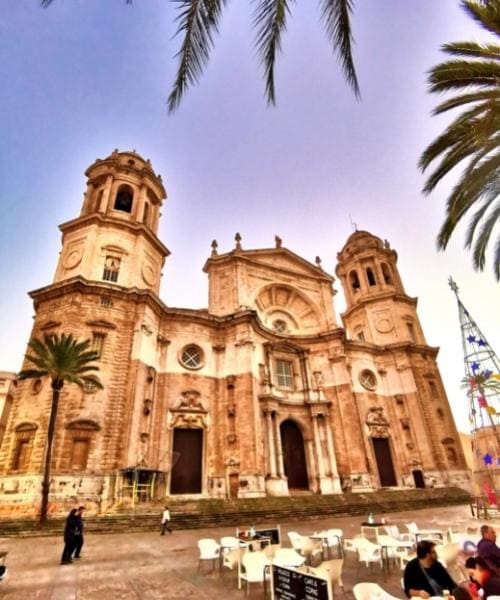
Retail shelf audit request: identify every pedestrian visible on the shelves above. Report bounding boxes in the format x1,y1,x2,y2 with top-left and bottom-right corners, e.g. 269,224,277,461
73,506,85,559
61,508,78,565
160,505,172,535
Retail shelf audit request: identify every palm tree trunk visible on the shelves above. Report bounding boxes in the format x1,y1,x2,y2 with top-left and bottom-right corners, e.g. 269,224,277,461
40,381,62,524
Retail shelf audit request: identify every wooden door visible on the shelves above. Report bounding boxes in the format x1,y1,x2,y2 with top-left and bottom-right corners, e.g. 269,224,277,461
229,474,239,499
280,420,309,490
372,437,397,487
170,429,203,494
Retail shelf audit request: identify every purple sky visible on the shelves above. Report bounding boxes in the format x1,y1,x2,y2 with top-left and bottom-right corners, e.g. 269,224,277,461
1,1,498,432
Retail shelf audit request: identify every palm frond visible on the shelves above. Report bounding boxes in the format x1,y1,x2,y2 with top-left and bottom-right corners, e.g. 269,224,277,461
442,41,500,60
253,0,293,105
465,192,498,248
419,103,495,174
18,368,48,380
428,59,500,93
494,236,500,280
461,0,500,37
167,0,227,112
433,90,499,114
471,203,500,270
318,0,359,98
437,152,500,250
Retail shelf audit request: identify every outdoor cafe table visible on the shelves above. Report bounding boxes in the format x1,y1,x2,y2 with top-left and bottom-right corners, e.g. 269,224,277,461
310,531,343,560
377,535,413,575
360,522,387,542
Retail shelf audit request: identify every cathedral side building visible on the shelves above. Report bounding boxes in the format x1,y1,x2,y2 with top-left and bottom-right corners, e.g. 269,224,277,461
0,151,470,516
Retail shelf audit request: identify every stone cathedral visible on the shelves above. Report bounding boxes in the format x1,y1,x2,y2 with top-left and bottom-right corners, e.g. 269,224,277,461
0,151,470,516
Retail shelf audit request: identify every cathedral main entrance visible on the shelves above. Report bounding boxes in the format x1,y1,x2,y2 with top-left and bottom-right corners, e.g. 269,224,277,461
170,428,203,494
280,420,309,490
372,437,397,487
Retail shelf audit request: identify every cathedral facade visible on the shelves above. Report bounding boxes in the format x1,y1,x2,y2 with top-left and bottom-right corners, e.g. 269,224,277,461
0,151,470,516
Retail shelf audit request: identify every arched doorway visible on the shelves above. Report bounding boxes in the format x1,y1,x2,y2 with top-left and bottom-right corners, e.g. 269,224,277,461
412,469,425,489
372,437,397,487
170,428,203,494
280,420,309,490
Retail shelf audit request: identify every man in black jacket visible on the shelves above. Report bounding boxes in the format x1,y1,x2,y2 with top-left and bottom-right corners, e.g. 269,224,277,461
403,540,456,598
73,506,85,559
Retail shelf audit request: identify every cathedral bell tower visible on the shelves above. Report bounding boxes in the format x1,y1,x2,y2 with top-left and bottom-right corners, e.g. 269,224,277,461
335,231,425,346
53,150,169,293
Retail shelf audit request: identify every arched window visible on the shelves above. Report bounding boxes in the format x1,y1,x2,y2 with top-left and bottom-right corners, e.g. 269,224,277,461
381,262,393,284
114,185,134,213
366,267,376,286
349,270,361,292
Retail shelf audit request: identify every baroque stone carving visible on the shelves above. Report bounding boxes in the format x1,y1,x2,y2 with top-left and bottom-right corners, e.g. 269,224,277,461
167,390,209,429
366,406,390,438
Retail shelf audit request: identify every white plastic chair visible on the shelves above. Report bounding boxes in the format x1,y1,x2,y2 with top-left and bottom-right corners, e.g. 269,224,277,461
326,528,344,557
221,547,240,581
353,582,401,600
197,538,220,572
240,551,270,596
287,531,304,551
299,537,323,565
384,525,413,543
311,559,344,594
351,537,383,569
273,548,306,568
405,522,443,543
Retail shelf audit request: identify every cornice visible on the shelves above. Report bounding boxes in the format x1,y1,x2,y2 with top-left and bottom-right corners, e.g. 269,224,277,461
59,214,170,258
340,291,418,319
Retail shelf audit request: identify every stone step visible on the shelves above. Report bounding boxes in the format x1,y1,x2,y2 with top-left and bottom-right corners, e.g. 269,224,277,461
0,486,471,538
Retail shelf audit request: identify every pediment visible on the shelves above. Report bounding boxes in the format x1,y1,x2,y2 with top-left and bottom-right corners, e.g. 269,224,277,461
242,249,333,281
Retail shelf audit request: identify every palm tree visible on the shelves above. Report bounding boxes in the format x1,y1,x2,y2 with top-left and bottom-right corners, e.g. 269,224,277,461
40,0,359,113
420,0,500,280
18,333,103,524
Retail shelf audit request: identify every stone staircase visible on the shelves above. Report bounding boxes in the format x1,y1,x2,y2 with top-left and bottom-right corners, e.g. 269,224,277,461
0,486,471,538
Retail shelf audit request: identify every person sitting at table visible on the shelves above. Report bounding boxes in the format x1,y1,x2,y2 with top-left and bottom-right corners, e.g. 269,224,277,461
465,556,500,599
403,540,456,598
477,525,500,572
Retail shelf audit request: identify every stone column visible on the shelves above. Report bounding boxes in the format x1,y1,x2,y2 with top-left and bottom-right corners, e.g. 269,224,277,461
102,174,113,213
266,411,276,477
312,416,325,479
325,421,339,478
274,414,285,478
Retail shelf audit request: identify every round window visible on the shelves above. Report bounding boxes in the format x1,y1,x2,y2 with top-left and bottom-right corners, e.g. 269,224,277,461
180,345,204,370
273,319,288,334
359,369,377,391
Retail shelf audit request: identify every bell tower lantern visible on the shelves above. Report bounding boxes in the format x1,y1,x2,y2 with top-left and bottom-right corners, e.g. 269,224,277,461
53,150,169,293
336,231,425,346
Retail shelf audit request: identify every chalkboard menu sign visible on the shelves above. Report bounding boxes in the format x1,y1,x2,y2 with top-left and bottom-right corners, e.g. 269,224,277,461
255,527,280,545
272,565,329,600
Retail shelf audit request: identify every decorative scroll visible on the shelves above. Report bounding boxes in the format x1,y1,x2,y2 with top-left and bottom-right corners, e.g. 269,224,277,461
366,406,390,438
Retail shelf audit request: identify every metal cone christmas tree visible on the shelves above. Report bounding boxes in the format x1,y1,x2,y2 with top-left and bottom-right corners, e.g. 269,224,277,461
449,277,500,505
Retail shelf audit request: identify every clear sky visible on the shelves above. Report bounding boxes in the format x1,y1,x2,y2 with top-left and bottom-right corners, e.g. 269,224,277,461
0,1,498,433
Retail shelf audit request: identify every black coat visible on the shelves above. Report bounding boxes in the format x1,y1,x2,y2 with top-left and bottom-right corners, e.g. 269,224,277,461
403,557,456,598
64,513,79,543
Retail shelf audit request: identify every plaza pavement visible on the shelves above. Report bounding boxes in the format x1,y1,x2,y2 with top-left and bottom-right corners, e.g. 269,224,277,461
0,503,489,599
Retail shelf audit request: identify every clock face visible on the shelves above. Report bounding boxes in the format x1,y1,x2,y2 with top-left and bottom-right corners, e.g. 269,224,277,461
141,263,156,286
375,317,393,333
63,248,83,269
